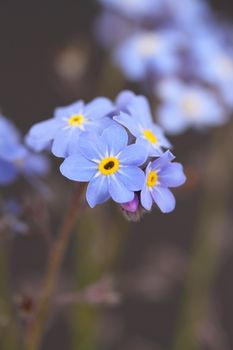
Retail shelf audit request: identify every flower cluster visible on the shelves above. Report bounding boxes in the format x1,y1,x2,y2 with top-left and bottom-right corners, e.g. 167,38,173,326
26,92,186,216
0,115,49,186
96,0,231,134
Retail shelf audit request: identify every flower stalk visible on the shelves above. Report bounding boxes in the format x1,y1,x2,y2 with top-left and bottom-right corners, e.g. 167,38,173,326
26,183,86,350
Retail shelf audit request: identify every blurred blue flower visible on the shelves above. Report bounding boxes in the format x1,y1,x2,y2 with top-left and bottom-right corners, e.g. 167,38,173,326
114,30,179,81
193,36,233,109
60,124,147,208
0,115,50,185
157,79,226,135
114,93,171,156
141,151,186,213
26,98,114,158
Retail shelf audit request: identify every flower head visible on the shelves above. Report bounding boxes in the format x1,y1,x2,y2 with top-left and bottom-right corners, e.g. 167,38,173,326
26,97,114,158
0,115,49,186
114,30,179,81
157,79,226,134
60,124,147,208
141,151,186,213
114,92,171,156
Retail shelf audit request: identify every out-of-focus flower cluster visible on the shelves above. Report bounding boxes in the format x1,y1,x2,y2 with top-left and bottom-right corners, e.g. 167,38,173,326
0,115,49,186
96,0,232,134
26,92,186,218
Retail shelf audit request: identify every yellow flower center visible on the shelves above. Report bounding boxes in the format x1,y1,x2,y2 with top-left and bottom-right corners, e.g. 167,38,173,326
143,129,157,144
68,114,86,126
147,170,158,187
98,157,120,176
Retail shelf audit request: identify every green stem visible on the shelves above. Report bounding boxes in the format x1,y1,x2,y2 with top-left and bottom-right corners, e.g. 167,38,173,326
172,124,233,350
26,184,86,350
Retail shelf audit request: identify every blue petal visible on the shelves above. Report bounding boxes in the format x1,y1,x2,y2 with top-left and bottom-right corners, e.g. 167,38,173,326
108,175,134,203
54,101,84,119
114,111,140,137
158,105,189,135
86,175,110,208
60,154,96,181
116,90,136,111
101,124,128,155
118,166,145,191
136,137,162,157
159,163,186,188
52,127,79,158
26,119,63,152
140,186,153,211
84,97,114,119
152,187,176,213
118,143,148,165
0,160,18,185
127,96,153,127
78,132,106,160
151,151,175,170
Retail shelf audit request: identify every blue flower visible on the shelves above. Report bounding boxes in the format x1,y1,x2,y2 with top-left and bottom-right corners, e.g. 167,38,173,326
0,115,27,162
60,124,147,208
0,115,50,186
141,151,186,213
114,30,179,81
114,92,171,157
26,97,114,158
157,78,226,134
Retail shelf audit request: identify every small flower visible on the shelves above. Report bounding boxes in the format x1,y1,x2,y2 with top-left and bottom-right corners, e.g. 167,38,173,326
114,93,171,157
114,30,179,81
26,97,114,158
60,124,147,208
157,78,226,134
141,151,186,213
0,115,49,186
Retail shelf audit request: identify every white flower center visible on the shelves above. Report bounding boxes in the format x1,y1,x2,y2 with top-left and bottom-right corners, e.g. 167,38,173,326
137,33,161,58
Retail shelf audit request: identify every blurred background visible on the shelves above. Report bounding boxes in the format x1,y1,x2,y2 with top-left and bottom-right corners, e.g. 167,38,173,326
0,1,233,350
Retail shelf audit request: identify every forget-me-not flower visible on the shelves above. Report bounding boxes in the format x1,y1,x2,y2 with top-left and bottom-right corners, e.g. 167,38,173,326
114,93,171,157
141,151,186,213
157,78,226,134
60,124,147,208
114,30,179,81
26,97,114,158
0,115,49,185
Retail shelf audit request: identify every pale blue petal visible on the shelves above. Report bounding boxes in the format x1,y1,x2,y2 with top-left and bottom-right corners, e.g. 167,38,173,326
152,187,176,213
86,175,110,208
117,166,145,191
78,132,106,160
101,124,128,155
116,90,136,111
159,163,186,188
52,128,77,158
0,143,27,162
84,97,114,119
118,144,148,165
140,186,153,211
114,112,140,137
108,175,134,203
26,119,63,151
136,137,162,157
127,96,153,127
151,151,175,170
60,154,96,181
54,101,84,119
23,154,50,176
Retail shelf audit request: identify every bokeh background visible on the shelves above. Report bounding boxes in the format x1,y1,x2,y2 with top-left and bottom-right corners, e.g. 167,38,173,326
0,1,233,350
